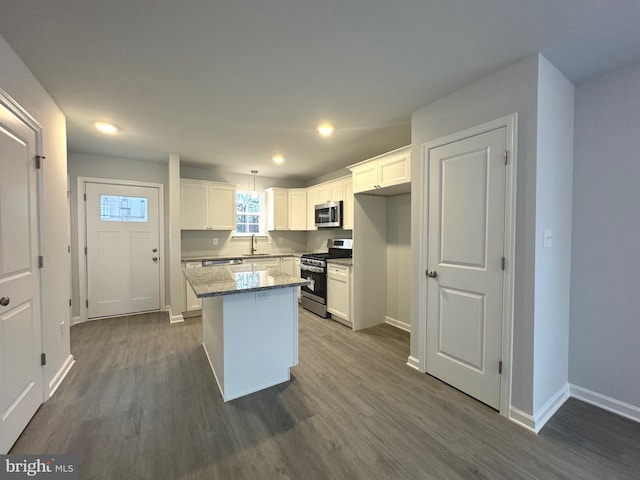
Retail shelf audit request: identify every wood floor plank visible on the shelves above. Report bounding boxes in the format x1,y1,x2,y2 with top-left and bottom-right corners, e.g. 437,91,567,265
9,309,640,479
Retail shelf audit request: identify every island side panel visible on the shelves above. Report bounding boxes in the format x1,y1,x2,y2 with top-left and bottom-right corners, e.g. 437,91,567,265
222,287,298,401
202,296,226,398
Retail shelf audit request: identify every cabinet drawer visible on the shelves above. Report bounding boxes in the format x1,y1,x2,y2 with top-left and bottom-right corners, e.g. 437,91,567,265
327,265,349,280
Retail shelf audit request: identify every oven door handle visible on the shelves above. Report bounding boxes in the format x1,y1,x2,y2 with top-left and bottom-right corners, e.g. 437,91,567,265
300,264,324,273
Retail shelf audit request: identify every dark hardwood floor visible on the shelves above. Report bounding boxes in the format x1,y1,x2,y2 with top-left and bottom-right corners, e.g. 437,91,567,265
11,309,640,479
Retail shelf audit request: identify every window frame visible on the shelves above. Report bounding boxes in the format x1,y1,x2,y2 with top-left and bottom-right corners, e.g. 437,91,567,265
234,190,266,236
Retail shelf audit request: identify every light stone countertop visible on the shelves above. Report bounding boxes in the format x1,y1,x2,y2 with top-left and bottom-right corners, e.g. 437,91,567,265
326,258,353,267
182,252,306,262
183,264,310,298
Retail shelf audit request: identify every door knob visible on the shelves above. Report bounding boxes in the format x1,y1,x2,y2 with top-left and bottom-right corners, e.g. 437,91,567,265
426,270,438,278
152,248,158,253
152,257,158,262
0,296,10,306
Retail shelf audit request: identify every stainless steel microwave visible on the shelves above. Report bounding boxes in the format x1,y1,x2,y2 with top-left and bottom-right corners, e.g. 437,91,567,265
315,201,343,228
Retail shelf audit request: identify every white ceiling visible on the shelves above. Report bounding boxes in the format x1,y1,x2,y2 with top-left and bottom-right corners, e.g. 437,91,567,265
1,0,639,180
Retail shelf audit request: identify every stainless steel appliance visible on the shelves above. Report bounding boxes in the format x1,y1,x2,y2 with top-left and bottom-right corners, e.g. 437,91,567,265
301,238,352,318
315,201,343,228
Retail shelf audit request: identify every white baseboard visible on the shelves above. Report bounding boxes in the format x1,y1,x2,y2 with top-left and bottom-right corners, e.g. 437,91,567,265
166,305,184,324
570,384,640,424
509,407,537,433
533,384,570,433
48,354,75,399
509,384,572,433
406,356,420,371
71,315,83,326
385,316,410,332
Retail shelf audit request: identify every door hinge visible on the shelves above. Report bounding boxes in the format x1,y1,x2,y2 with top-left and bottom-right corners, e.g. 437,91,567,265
501,257,506,270
86,300,89,308
504,150,508,165
69,299,72,307
498,360,503,374
38,255,44,268
84,193,87,201
41,353,47,366
84,246,87,255
35,155,45,169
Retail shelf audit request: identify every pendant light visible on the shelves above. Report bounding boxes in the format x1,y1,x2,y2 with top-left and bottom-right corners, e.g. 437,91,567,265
249,170,259,200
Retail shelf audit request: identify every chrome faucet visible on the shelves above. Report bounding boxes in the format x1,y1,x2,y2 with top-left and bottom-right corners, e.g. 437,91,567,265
251,234,258,254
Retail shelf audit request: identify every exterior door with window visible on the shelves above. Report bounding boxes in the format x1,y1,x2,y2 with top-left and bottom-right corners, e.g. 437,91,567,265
0,99,43,453
85,183,160,318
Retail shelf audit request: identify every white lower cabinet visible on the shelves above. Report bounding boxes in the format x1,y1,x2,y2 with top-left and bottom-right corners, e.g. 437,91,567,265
280,256,294,276
327,263,351,325
184,262,202,313
293,257,301,301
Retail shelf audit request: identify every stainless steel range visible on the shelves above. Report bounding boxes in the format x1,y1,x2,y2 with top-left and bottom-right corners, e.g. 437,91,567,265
300,238,353,318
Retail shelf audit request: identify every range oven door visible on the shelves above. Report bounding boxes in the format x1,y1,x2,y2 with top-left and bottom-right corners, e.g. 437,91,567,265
300,263,327,304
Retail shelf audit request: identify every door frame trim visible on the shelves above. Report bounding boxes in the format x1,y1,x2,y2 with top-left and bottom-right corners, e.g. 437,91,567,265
417,113,518,416
76,177,165,323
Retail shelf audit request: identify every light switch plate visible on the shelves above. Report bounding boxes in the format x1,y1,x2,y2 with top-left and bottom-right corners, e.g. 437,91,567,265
213,238,219,246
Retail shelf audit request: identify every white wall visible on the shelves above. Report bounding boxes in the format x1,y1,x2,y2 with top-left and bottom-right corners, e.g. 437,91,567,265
411,55,540,414
570,58,640,409
67,153,170,318
0,35,71,395
386,194,411,330
533,57,574,412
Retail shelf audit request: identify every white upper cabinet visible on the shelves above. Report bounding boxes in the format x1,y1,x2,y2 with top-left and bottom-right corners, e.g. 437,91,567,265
306,187,319,231
266,188,289,231
267,187,307,231
181,179,236,230
349,145,411,195
288,189,307,230
342,176,354,230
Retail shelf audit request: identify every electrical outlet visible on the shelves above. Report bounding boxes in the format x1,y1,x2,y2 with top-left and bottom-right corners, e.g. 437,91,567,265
60,321,65,338
213,238,219,246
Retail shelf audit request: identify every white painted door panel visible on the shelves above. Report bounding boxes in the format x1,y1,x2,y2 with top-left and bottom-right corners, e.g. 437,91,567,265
0,102,43,453
86,183,160,318
426,127,506,410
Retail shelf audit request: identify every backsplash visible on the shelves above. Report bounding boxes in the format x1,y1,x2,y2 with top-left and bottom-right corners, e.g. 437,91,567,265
181,230,307,258
181,229,353,258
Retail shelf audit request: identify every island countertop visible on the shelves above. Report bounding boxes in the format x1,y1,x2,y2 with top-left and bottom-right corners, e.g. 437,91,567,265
184,264,309,298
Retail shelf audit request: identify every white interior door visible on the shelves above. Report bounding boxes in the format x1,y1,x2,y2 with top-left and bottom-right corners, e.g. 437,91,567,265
426,127,506,410
0,101,43,453
86,183,160,319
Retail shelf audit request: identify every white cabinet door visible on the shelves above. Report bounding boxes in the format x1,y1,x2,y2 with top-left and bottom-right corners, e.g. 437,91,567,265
378,150,411,188
342,177,353,230
181,182,208,229
209,184,236,230
351,162,379,193
245,257,280,270
327,264,350,322
306,187,319,231
330,180,343,202
280,256,294,276
288,189,307,230
267,188,288,230
184,262,202,312
316,183,331,204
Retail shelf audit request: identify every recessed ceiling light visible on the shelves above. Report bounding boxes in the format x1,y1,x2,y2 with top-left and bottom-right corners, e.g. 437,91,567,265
272,155,284,165
94,122,118,134
317,123,334,137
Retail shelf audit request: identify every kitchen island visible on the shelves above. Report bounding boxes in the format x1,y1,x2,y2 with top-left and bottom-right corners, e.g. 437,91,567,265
183,264,309,401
